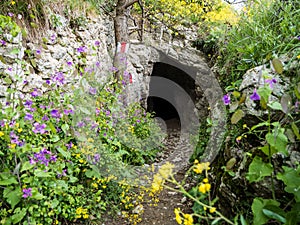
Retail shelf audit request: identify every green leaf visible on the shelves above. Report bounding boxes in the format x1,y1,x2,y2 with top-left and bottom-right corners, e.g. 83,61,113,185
263,204,286,222
11,207,26,224
280,94,292,114
20,161,34,172
285,203,300,225
291,122,300,141
240,214,248,225
277,166,300,202
258,145,277,156
271,58,283,74
212,218,222,225
51,135,60,142
266,129,288,156
34,169,52,178
246,156,273,183
48,122,57,134
10,48,20,55
31,188,44,200
231,109,245,124
61,123,69,134
56,147,71,159
267,101,282,111
0,175,18,186
4,77,12,84
295,83,300,99
226,157,236,170
51,199,60,208
4,188,22,209
30,59,36,68
257,87,272,109
286,128,295,143
252,198,280,225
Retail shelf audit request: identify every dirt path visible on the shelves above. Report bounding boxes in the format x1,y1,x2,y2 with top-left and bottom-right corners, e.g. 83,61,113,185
101,119,194,225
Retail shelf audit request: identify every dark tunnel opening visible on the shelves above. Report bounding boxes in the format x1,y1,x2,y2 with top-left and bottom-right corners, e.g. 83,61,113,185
147,96,181,129
146,62,197,131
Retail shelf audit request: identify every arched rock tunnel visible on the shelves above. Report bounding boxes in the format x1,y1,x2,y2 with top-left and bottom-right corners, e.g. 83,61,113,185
146,62,197,131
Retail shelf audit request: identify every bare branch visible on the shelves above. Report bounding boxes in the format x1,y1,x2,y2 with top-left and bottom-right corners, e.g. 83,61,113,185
124,0,139,8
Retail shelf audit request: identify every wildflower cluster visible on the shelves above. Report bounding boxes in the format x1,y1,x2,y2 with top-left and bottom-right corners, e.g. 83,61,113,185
0,17,163,224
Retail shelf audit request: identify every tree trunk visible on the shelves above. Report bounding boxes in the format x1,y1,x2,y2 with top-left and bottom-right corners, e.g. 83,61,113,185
113,0,138,81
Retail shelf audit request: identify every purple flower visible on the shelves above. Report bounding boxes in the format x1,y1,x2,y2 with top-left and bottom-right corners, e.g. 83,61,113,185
93,154,100,164
23,80,28,85
50,109,61,119
105,110,110,116
66,142,73,149
22,188,32,198
95,40,100,46
8,67,12,72
0,40,6,46
77,121,85,127
77,46,87,53
77,121,85,128
96,108,100,116
30,148,56,166
91,121,98,129
95,61,100,67
297,36,300,41
89,87,97,95
250,89,261,101
31,89,41,97
42,115,49,121
52,72,65,86
50,34,56,42
67,61,72,66
25,100,33,107
110,66,118,72
36,49,41,54
223,94,230,105
45,80,50,85
8,12,14,17
265,78,277,88
33,122,47,134
57,169,67,178
24,113,33,121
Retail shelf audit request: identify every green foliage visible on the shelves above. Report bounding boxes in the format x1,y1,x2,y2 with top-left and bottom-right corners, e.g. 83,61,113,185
222,56,300,224
0,18,161,225
217,0,300,86
0,15,21,37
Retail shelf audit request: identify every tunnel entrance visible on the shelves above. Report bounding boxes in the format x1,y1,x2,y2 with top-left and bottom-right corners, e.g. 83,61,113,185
146,62,196,131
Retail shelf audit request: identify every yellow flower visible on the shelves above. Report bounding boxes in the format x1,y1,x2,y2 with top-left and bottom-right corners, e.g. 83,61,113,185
92,183,98,189
174,208,182,224
198,183,211,194
236,136,242,142
243,124,247,129
0,131,4,137
209,207,216,213
203,178,209,183
297,55,300,59
11,1,15,5
17,128,22,133
83,214,89,219
193,162,210,174
158,162,174,179
183,213,193,225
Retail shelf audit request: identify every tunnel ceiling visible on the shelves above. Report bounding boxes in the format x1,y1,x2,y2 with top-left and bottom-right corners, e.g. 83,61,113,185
146,62,197,129
150,62,196,101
